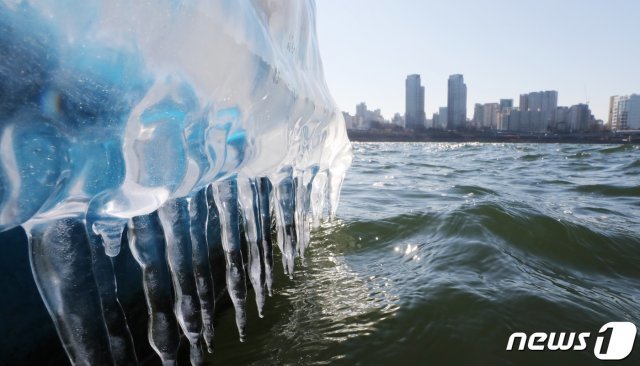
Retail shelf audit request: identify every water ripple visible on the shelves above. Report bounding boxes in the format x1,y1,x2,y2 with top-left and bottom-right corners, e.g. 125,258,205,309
209,143,640,365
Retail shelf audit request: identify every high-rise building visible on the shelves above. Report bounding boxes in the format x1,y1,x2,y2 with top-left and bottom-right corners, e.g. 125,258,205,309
555,106,570,132
569,104,592,132
608,96,619,129
609,94,640,130
629,95,640,129
483,103,500,129
432,112,439,129
518,90,558,129
497,107,513,131
405,74,426,130
447,74,467,130
473,103,499,129
439,107,448,130
496,99,514,131
473,103,484,128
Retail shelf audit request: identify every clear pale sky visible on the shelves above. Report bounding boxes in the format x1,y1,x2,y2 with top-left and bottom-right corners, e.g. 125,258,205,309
316,0,640,122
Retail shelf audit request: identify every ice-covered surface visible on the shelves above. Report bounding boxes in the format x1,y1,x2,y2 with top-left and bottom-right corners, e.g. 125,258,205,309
0,0,351,364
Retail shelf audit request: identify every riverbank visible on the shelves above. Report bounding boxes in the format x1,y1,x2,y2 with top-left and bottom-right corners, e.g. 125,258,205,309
347,129,640,144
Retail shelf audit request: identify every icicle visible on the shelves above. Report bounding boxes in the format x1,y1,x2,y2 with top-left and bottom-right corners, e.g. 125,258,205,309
271,168,297,277
257,177,274,296
327,168,346,220
310,170,328,227
237,175,266,317
296,167,319,258
204,184,231,314
187,188,216,354
205,184,223,271
327,144,353,220
91,218,126,257
210,177,247,342
25,218,114,365
272,189,284,255
271,183,286,275
294,175,306,258
87,231,138,366
157,198,203,364
127,213,180,366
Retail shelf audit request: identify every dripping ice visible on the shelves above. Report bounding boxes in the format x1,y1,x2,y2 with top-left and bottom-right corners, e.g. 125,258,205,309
0,1,352,365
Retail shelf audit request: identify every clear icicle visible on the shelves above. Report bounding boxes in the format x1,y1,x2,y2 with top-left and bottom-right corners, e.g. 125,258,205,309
205,184,230,316
257,177,274,296
327,144,353,220
187,188,216,354
294,175,306,258
127,213,180,366
205,184,223,276
25,218,114,365
157,198,204,365
271,183,286,274
87,230,138,366
90,216,127,258
210,177,247,342
237,176,266,317
272,168,297,277
272,190,284,255
327,168,346,220
310,171,328,227
297,167,319,258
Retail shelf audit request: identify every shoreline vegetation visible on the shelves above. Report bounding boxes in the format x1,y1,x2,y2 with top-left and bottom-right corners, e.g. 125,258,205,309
347,129,640,144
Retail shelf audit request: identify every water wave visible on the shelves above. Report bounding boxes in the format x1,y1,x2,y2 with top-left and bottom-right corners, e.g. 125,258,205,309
520,154,547,161
625,159,640,169
599,144,637,154
573,184,640,197
208,143,640,365
306,203,640,365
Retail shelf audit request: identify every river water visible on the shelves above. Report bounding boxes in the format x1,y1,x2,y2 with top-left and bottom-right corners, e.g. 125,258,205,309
209,142,640,365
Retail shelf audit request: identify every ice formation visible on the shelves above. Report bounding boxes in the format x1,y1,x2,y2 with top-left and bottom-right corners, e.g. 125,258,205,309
0,1,352,365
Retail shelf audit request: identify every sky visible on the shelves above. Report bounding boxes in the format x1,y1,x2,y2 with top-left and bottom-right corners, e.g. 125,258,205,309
316,0,640,122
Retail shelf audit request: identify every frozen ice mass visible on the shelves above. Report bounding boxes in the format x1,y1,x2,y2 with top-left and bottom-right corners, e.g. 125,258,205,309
0,0,352,364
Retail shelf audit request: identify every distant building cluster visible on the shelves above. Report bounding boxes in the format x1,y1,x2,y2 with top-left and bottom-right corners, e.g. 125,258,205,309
344,73,638,134
343,102,385,130
467,89,600,133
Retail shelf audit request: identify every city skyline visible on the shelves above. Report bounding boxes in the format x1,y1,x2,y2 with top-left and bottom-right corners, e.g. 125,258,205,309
346,78,609,133
316,0,640,122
